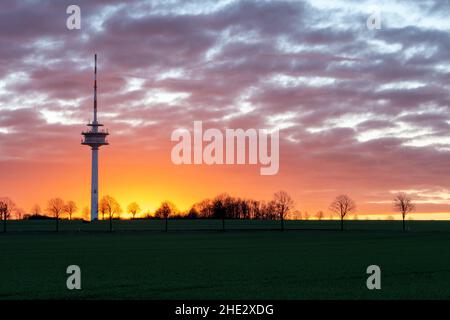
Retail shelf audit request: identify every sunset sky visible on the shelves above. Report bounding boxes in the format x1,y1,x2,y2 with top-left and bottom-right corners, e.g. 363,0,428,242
1,0,450,219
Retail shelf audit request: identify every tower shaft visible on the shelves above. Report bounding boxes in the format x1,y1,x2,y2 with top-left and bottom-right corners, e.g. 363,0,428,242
91,148,99,220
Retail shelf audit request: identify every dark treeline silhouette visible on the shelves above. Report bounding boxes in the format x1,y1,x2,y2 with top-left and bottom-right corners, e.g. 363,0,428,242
187,192,293,221
0,191,419,233
149,191,294,232
25,214,53,220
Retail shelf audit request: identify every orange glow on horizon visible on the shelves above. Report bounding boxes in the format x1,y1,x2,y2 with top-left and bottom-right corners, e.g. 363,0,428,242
4,126,450,221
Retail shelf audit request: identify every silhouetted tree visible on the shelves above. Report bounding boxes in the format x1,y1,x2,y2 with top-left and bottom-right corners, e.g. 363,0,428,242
47,198,65,232
127,202,141,219
30,204,42,216
239,199,251,219
273,191,294,231
65,200,77,220
155,201,177,232
186,207,199,219
196,199,213,218
329,195,356,231
393,193,415,231
14,207,24,220
292,209,302,220
99,201,107,220
212,194,229,231
0,198,15,232
303,211,310,220
263,200,277,220
82,206,90,221
100,195,122,232
316,211,324,220
248,200,261,219
144,210,152,219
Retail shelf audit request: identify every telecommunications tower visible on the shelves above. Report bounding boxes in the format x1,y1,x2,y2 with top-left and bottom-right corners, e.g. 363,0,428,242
81,54,109,221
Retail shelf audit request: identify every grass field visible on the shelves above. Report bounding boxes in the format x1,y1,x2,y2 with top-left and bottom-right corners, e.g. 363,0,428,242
1,220,450,299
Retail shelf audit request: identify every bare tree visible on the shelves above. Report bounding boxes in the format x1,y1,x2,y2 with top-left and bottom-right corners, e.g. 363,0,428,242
329,195,356,231
155,201,177,232
292,209,302,220
30,204,41,216
273,191,295,231
303,211,310,220
264,200,277,220
0,198,16,232
144,210,152,219
127,202,141,220
196,199,213,218
212,193,229,231
64,200,77,220
316,210,324,221
82,206,90,221
99,201,107,220
15,207,25,220
100,195,122,232
186,206,199,219
393,193,415,231
47,198,65,232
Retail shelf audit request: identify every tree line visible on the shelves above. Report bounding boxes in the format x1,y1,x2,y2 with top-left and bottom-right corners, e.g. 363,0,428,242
0,192,416,232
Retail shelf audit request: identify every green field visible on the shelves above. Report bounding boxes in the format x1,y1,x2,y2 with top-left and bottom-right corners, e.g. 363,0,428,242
1,220,450,299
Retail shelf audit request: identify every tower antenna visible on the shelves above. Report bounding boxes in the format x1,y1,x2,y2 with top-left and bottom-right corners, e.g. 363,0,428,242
94,53,98,125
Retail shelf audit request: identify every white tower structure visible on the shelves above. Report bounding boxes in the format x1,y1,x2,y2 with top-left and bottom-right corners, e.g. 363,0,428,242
82,54,109,221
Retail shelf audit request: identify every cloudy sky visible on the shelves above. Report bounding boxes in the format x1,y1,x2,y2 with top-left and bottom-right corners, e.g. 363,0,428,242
1,0,450,219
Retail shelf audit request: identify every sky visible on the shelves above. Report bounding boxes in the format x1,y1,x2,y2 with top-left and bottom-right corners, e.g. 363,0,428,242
1,0,450,219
